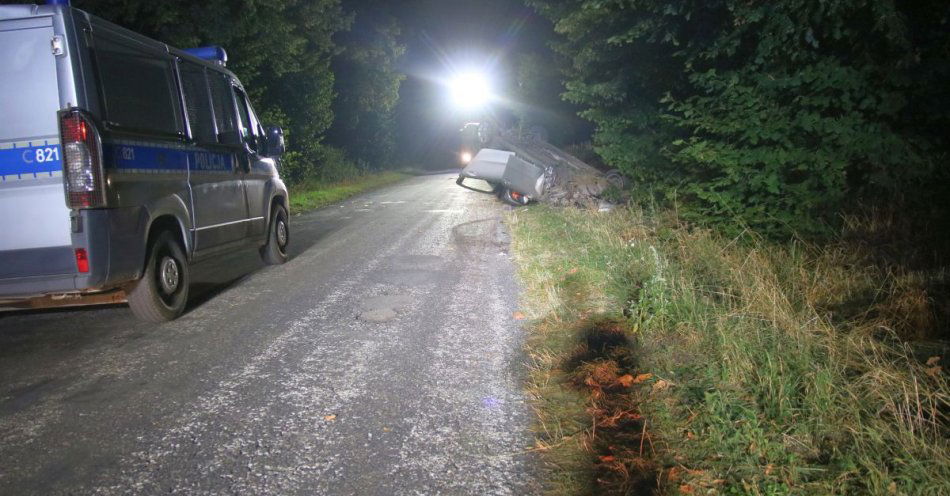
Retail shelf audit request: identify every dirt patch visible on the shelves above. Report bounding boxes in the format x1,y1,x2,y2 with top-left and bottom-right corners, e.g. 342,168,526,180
562,316,659,494
358,293,412,323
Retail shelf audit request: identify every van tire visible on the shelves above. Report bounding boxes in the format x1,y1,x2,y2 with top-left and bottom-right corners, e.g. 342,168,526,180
261,205,289,265
128,231,190,322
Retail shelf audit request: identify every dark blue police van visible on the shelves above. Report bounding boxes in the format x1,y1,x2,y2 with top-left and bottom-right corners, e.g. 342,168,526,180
0,0,290,321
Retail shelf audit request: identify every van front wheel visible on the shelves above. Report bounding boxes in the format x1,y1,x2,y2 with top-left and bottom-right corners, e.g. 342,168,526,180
261,205,289,265
128,231,190,322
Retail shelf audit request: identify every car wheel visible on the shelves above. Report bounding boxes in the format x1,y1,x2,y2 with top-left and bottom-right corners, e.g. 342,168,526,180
605,169,626,189
128,231,189,322
261,204,289,265
501,188,530,207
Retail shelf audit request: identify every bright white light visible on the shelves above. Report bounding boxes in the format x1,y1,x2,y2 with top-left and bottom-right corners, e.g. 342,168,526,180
460,151,473,164
449,72,491,109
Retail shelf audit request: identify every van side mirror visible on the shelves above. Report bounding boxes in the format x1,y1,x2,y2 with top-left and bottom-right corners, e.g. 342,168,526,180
263,126,285,158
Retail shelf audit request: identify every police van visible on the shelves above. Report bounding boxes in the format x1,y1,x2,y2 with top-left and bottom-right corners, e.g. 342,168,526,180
0,0,290,321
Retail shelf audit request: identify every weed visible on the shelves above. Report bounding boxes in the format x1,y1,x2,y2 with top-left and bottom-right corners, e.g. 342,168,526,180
509,205,950,495
289,172,407,212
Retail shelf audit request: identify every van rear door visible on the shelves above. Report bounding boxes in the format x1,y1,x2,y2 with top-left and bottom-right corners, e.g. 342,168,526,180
0,15,74,278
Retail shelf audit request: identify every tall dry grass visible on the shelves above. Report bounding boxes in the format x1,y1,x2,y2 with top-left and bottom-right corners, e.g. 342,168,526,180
509,205,950,495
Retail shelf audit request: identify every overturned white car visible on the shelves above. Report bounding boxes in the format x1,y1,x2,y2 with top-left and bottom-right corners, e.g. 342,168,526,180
455,126,625,206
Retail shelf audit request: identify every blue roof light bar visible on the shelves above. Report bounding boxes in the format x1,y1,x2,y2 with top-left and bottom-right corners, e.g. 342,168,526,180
182,46,228,66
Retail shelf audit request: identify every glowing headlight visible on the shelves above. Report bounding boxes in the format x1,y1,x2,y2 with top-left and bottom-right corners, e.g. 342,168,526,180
460,151,473,164
449,72,491,109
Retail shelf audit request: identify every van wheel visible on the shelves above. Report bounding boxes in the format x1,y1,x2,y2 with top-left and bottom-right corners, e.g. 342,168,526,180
128,231,189,322
261,205,289,265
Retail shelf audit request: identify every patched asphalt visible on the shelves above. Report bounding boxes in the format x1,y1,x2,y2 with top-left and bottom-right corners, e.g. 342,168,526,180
0,173,541,495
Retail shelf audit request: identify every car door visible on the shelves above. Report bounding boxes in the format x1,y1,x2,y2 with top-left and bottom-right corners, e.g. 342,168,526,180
231,86,271,239
181,64,249,253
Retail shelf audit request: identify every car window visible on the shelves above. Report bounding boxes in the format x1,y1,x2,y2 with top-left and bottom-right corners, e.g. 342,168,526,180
233,87,258,151
208,72,237,141
178,61,216,144
93,34,182,136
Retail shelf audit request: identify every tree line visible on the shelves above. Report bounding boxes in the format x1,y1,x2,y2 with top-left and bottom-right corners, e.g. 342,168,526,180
72,0,404,184
526,0,950,236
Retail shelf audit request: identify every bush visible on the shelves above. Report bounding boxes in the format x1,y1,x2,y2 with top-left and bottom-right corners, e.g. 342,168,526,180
280,145,364,185
528,0,950,237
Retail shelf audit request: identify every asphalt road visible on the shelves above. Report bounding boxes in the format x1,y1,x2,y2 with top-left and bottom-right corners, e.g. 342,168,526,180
0,173,541,495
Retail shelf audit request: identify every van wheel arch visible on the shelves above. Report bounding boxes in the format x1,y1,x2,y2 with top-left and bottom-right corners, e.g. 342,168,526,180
140,216,189,274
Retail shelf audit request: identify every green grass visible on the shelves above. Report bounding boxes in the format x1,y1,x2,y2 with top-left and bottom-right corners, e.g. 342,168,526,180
289,171,408,212
508,205,950,495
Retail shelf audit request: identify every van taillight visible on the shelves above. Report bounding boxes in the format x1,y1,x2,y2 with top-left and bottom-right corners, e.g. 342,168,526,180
75,248,89,273
59,110,104,208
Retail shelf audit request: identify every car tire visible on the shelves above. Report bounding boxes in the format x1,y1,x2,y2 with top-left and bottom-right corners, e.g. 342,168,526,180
605,169,626,189
501,188,530,207
128,231,189,322
261,204,289,265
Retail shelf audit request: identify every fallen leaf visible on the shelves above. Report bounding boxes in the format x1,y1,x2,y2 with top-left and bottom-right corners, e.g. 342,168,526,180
679,484,694,494
927,356,941,366
926,366,942,377
567,267,579,275
617,374,635,387
652,379,671,392
599,455,616,463
323,414,337,422
667,467,681,481
513,311,526,320
685,430,695,440
765,464,774,475
633,373,654,384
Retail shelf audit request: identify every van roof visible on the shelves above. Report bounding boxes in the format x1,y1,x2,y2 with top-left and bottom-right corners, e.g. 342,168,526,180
79,8,242,84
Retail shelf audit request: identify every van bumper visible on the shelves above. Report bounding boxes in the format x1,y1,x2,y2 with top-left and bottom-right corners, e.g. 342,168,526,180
0,207,147,300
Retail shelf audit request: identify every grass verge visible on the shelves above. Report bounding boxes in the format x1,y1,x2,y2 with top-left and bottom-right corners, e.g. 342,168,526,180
508,205,950,495
289,171,408,212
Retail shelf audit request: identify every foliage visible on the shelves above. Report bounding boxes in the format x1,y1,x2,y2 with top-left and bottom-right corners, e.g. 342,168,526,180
512,51,587,146
69,1,412,181
527,0,950,236
279,145,356,185
327,1,406,169
510,204,950,495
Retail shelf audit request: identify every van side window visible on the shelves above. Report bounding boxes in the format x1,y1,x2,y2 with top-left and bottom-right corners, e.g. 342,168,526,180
178,62,216,144
233,87,259,152
93,35,182,137
208,72,237,141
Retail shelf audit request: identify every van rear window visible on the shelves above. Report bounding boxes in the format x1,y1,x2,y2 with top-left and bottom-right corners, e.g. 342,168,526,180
94,37,182,137
0,19,60,142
